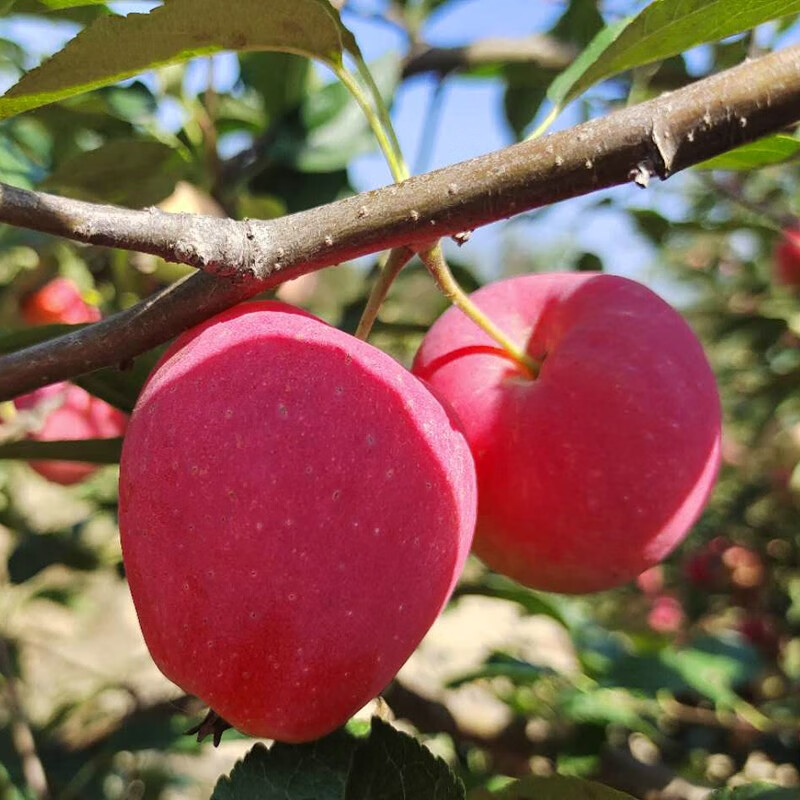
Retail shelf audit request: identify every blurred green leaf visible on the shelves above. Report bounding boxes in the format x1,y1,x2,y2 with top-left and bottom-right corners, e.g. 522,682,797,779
470,774,635,799
559,687,659,737
696,135,800,171
455,573,578,630
239,51,311,121
268,53,400,172
0,323,81,353
547,0,800,111
0,0,360,119
603,635,762,706
43,138,187,207
0,437,123,463
503,63,552,140
8,531,100,583
447,653,557,688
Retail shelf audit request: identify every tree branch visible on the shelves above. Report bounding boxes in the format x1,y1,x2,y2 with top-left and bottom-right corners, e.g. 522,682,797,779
402,35,577,78
0,45,799,400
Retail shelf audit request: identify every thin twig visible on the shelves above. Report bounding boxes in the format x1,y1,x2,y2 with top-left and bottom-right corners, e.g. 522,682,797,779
0,636,49,800
355,246,414,340
698,173,795,230
402,35,576,78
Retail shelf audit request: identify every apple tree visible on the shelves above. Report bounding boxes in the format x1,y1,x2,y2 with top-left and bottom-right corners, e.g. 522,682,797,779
0,1,799,799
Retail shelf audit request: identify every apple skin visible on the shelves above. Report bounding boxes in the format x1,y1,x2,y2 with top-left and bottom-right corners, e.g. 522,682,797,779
22,277,101,325
13,383,128,485
774,228,800,286
412,273,721,594
118,301,476,743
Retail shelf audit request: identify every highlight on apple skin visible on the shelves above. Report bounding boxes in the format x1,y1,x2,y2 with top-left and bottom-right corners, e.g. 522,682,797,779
412,272,722,595
118,301,477,743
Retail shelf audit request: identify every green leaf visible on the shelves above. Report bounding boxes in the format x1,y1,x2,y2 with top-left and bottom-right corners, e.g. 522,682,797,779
211,719,464,800
558,688,659,737
267,53,400,172
470,774,636,799
346,718,464,800
0,324,83,355
709,786,800,800
239,51,311,121
447,653,557,689
43,138,186,207
663,635,762,707
0,437,123,463
603,635,762,706
212,733,356,800
455,573,578,630
547,0,800,111
696,134,800,170
8,532,100,583
0,0,359,120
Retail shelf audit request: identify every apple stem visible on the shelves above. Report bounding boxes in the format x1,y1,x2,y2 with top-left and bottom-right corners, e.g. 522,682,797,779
355,246,415,341
418,243,540,378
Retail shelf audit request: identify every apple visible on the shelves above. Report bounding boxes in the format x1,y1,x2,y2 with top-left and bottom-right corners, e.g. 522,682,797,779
118,301,477,742
412,273,721,594
647,594,685,633
13,277,126,485
774,228,800,286
21,277,101,325
13,383,127,485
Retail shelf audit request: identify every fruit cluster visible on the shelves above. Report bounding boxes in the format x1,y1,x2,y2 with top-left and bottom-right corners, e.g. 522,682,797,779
116,271,722,741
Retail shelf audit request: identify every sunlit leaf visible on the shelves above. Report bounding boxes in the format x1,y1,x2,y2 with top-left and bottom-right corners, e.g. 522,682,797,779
0,0,359,119
547,0,800,111
696,134,800,170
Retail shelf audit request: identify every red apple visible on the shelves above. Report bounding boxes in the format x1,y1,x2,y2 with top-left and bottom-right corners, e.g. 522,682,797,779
413,273,721,594
119,301,476,742
21,277,101,325
13,383,127,485
13,278,125,485
647,594,685,633
774,228,800,286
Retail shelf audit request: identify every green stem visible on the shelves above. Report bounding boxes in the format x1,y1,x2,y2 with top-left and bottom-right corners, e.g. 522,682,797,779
332,64,408,183
355,246,414,341
526,105,559,141
352,55,409,179
418,242,539,377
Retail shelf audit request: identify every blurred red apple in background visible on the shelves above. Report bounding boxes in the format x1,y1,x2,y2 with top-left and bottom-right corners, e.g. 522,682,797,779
21,277,100,325
13,277,126,485
13,384,127,485
413,273,721,594
773,228,800,286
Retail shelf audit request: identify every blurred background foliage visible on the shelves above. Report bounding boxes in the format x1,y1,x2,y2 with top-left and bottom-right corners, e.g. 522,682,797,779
0,0,799,798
